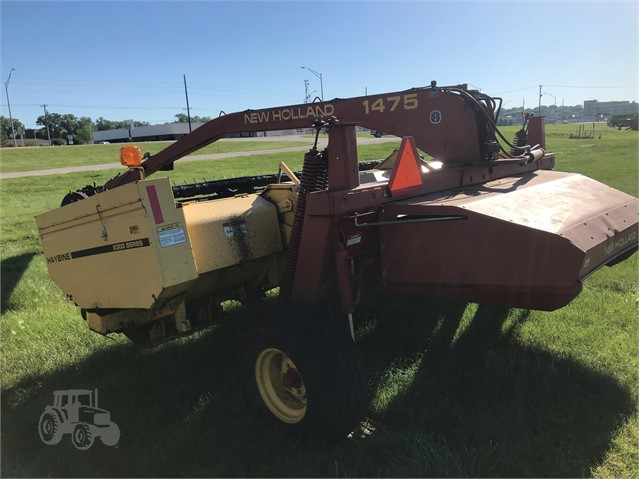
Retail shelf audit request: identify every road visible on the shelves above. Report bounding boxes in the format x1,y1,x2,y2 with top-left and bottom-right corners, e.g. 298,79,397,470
0,136,398,179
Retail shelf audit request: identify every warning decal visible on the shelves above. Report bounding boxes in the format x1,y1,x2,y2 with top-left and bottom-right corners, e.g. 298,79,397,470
157,223,187,248
223,219,248,238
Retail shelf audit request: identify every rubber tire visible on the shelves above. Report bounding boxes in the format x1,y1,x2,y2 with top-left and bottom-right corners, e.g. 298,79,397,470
240,308,368,441
72,422,95,450
38,411,63,445
100,422,121,446
374,131,383,138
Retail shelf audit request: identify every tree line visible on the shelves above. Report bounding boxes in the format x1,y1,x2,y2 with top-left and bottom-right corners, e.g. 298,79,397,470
2,106,590,146
0,113,214,147
497,104,585,126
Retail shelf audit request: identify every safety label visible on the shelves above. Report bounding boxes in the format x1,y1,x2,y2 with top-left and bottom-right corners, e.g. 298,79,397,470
157,223,187,248
346,234,362,247
223,219,248,238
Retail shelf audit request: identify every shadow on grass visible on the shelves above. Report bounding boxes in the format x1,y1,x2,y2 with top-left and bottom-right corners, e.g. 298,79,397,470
353,299,634,477
1,298,634,477
1,312,260,478
1,252,35,312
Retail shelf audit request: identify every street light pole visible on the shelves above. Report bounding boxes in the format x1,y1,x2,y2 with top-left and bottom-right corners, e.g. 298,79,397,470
183,74,192,133
301,66,323,101
4,68,17,147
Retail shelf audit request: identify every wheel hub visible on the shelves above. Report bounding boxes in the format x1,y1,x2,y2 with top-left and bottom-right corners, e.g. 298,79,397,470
255,348,307,424
281,368,302,389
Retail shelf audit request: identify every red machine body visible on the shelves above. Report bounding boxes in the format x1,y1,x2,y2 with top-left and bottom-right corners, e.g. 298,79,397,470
48,82,639,439
95,83,637,313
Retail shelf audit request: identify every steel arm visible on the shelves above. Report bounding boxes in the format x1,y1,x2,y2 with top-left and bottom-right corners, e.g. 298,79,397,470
105,84,495,189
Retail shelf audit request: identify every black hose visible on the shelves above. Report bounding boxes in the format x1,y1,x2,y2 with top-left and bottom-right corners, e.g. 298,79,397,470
446,88,533,158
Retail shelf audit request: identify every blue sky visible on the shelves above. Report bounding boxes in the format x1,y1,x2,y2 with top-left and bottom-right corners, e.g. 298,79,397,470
1,1,637,128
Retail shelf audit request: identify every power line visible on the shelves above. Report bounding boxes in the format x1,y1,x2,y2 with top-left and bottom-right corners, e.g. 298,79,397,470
494,86,538,95
14,77,182,86
494,84,635,96
1,103,183,110
545,84,636,89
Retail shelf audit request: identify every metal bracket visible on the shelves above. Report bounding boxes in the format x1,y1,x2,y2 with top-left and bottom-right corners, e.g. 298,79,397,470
354,214,467,228
96,204,108,241
278,161,300,186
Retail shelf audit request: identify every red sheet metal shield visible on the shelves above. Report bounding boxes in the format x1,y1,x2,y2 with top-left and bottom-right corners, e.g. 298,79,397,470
379,170,638,310
389,136,423,195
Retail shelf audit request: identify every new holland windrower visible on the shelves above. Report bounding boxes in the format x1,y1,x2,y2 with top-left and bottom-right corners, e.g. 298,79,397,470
36,82,638,439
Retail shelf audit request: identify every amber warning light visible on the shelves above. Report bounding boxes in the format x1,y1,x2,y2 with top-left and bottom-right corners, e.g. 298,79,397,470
120,145,143,167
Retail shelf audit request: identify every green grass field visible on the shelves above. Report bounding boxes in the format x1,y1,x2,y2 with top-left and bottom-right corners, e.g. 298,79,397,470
0,139,313,174
1,124,637,477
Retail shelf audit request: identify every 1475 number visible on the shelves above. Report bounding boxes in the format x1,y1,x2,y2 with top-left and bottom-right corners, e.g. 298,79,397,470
362,94,418,114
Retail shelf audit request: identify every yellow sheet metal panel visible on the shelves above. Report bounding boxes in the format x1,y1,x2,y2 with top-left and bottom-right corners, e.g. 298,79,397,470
260,184,297,249
137,178,198,293
35,182,141,230
36,186,164,309
182,194,282,274
35,177,198,310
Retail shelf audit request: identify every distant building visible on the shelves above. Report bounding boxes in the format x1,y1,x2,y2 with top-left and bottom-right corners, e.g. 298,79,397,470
583,100,638,117
92,122,307,143
92,122,206,144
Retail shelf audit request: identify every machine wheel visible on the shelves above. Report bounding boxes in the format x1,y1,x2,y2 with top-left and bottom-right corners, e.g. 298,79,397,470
38,411,63,445
374,131,383,138
241,309,368,440
100,423,121,446
72,422,95,450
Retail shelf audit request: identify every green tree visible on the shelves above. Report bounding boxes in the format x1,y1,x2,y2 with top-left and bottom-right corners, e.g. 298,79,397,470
35,112,97,144
174,113,212,123
95,117,119,131
95,117,149,131
74,116,94,144
36,112,64,139
0,116,25,146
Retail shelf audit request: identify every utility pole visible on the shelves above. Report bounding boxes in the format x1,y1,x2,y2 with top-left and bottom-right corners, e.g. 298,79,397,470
538,85,542,117
304,79,309,103
183,74,192,133
40,104,51,146
301,66,323,101
4,68,17,147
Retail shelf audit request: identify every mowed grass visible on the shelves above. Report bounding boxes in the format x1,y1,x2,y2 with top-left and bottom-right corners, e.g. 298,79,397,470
1,124,637,477
0,138,313,174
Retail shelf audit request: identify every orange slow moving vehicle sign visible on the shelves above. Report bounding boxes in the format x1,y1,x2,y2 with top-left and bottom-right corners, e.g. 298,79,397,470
388,136,424,195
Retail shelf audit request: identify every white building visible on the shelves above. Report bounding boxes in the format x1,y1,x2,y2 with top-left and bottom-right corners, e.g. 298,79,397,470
92,122,307,143
92,122,206,143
